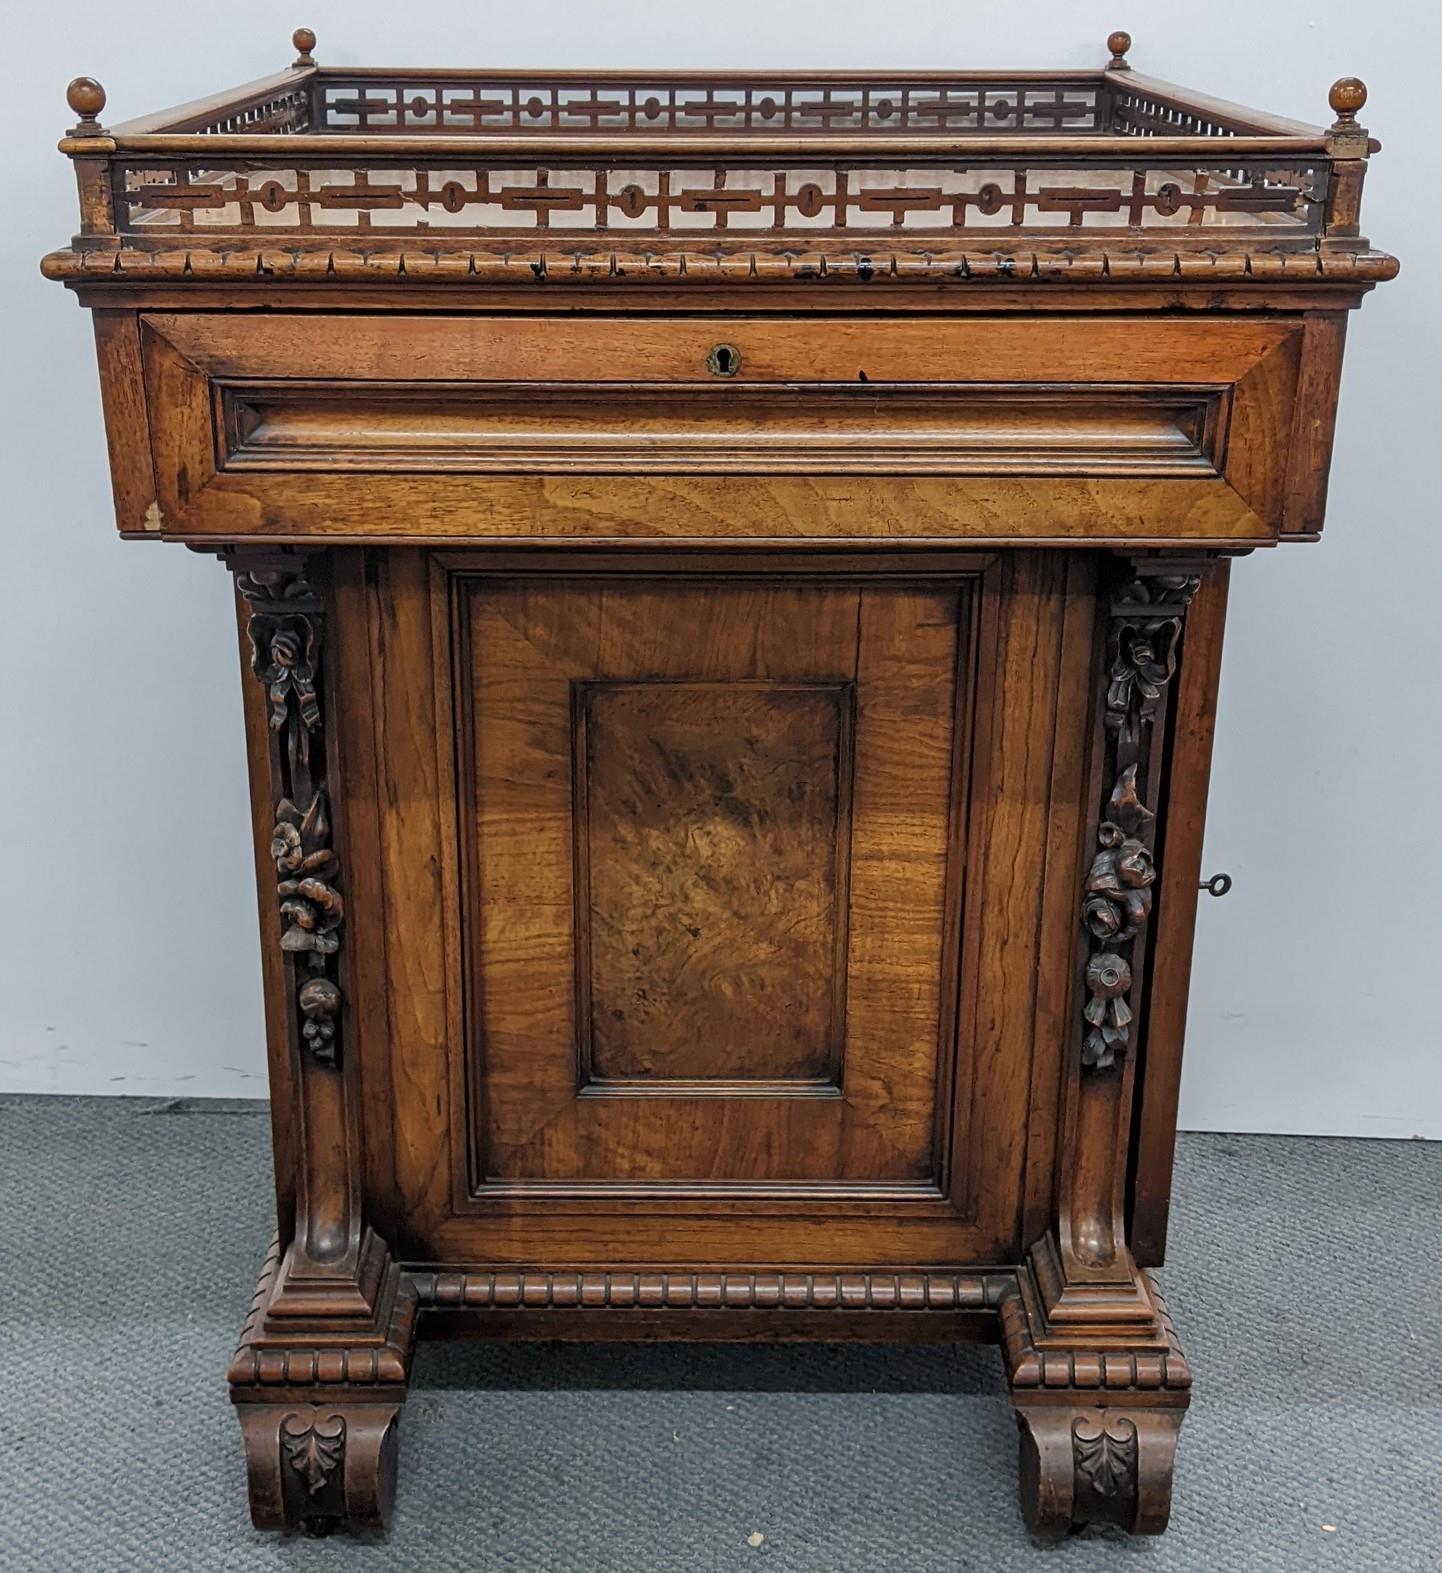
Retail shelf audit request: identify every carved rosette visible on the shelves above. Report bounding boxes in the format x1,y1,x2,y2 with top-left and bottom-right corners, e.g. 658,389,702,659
1080,568,1201,1072
235,562,344,1067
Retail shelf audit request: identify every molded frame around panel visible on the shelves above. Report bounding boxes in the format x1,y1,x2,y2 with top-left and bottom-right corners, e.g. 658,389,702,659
456,577,956,1195
214,380,1225,479
134,311,1297,547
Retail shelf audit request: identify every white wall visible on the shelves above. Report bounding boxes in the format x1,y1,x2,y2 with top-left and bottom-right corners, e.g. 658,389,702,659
2,2,1437,1134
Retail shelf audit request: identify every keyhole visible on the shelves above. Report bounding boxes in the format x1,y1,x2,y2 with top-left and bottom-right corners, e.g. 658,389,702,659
706,343,741,377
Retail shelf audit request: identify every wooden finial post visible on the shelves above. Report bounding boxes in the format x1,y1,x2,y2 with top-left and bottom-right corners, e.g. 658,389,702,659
1323,77,1371,237
65,76,107,135
1328,76,1367,131
1107,31,1133,71
292,27,317,68
1325,76,1371,165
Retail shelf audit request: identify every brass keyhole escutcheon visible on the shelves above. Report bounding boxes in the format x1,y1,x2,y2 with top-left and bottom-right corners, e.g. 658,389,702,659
706,343,742,377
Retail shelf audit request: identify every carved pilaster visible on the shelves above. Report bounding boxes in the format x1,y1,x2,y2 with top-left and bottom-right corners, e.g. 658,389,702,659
1080,566,1200,1074
1035,556,1209,1336
236,562,346,1068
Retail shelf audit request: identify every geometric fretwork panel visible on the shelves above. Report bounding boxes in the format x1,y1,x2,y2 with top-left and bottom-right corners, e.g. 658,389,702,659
118,159,1326,236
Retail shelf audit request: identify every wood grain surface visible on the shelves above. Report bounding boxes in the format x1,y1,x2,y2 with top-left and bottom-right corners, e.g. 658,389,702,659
579,679,852,1087
133,311,1296,546
462,578,961,1188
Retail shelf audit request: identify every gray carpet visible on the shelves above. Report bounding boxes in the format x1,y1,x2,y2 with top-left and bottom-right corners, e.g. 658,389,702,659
0,1097,1437,1571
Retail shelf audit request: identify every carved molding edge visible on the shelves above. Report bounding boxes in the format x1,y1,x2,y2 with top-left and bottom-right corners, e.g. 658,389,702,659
1001,1271,1192,1393
1079,565,1201,1073
228,1236,418,1389
410,1268,1015,1312
41,244,1403,288
233,559,345,1068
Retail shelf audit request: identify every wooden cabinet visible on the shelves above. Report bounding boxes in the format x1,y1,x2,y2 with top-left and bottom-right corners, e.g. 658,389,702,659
47,33,1394,1540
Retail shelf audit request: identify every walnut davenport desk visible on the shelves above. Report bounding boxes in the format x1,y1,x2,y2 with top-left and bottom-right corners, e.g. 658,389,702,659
47,31,1395,1538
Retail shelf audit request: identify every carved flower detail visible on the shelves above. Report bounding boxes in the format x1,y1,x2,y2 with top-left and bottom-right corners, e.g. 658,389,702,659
1084,822,1155,942
298,977,342,1058
1083,893,1123,940
273,794,343,954
1083,951,1133,1070
271,818,305,873
1115,839,1155,889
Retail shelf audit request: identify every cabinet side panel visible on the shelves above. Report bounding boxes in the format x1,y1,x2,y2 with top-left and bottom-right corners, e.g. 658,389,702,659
232,582,297,1241
92,309,160,536
328,549,404,1239
1128,560,1231,1266
1282,311,1349,535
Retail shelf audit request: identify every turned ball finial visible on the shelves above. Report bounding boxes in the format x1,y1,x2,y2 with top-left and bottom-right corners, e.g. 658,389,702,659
1107,30,1133,71
292,27,317,67
1328,76,1367,125
66,76,106,132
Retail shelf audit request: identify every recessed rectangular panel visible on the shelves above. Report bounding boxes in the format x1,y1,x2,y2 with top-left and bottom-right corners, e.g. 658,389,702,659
217,382,1221,477
577,679,854,1090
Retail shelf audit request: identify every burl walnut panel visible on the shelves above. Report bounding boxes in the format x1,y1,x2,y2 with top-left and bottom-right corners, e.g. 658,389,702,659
48,36,1394,1539
579,678,853,1088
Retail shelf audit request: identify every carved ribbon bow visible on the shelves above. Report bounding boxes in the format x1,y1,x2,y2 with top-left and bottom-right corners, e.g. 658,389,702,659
252,619,321,734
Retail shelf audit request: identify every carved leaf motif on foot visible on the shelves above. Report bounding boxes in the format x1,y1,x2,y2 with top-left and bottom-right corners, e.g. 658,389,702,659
1073,1415,1139,1498
280,1415,346,1496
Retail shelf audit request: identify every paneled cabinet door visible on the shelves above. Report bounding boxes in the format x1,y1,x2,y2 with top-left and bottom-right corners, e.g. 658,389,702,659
356,552,1091,1268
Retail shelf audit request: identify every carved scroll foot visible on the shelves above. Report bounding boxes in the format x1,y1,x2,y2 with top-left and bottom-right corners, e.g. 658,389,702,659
1015,1403,1183,1537
1001,1264,1191,1537
229,1235,417,1534
237,1400,402,1534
